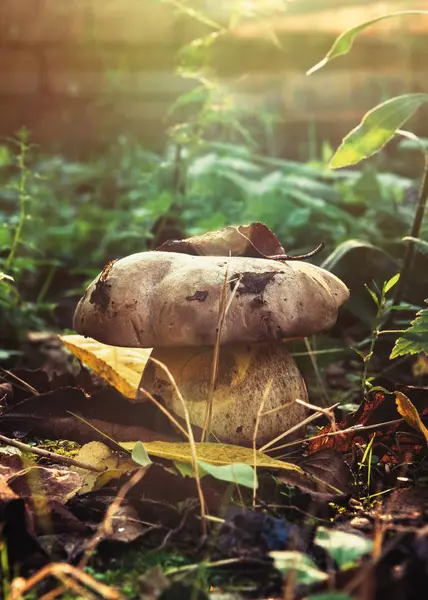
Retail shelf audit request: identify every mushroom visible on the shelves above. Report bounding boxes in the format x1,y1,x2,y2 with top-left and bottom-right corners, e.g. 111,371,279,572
73,243,349,447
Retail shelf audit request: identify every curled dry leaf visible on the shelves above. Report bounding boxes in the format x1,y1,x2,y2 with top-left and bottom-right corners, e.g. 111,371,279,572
60,335,151,399
156,222,285,258
395,391,428,443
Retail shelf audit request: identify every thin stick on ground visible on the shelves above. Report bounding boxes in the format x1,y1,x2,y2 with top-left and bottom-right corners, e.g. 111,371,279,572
148,356,207,536
0,433,105,473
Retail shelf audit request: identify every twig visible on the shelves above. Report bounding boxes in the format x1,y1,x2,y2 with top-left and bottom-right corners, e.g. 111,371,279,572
0,433,104,473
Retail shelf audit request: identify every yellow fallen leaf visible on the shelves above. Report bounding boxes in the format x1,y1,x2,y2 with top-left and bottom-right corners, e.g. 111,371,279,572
121,441,341,493
72,441,141,494
122,440,301,473
60,334,152,399
395,391,428,443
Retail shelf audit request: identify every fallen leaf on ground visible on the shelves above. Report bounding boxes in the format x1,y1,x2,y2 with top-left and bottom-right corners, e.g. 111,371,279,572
395,391,428,443
121,441,340,494
60,335,151,399
72,441,141,494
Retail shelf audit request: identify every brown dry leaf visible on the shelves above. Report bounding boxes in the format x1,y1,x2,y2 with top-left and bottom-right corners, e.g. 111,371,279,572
72,441,141,494
60,334,151,399
395,391,428,443
156,222,285,258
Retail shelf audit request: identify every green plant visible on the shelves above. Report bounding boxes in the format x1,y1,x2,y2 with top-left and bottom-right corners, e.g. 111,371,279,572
353,273,400,392
308,10,428,314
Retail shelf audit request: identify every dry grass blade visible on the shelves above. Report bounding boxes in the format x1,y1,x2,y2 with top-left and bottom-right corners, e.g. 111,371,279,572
253,379,273,507
9,563,124,600
201,257,241,442
148,356,207,535
139,384,190,440
258,403,337,453
79,468,147,568
1,367,39,395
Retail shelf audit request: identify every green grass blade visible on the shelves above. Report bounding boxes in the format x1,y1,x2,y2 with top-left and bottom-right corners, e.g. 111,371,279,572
307,11,428,75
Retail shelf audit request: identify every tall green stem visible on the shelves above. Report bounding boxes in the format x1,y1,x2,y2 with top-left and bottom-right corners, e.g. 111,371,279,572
4,132,30,273
392,157,428,307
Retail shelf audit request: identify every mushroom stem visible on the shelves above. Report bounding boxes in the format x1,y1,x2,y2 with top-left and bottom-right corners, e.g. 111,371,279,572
138,342,309,446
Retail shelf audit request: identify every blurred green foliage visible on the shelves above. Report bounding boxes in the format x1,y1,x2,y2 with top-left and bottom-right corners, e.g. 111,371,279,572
0,132,420,340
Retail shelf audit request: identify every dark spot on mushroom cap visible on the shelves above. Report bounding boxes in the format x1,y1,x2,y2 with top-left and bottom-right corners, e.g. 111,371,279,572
186,290,209,302
236,425,243,434
89,279,111,311
232,271,277,295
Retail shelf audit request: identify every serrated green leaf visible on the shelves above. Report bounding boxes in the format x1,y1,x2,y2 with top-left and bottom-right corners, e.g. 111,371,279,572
390,303,428,358
315,526,373,568
269,551,328,585
330,94,428,169
307,11,428,75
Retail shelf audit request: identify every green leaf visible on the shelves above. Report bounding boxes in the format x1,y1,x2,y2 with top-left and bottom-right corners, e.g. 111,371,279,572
330,94,428,169
197,460,257,490
132,441,152,467
269,551,328,585
383,273,400,294
390,302,428,358
315,526,373,569
364,284,379,307
307,11,428,75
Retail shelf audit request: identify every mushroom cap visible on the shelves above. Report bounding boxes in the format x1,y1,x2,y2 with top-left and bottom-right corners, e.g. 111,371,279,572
73,251,349,347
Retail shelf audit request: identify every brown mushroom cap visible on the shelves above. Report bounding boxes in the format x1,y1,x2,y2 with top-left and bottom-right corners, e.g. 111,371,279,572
73,251,349,347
